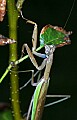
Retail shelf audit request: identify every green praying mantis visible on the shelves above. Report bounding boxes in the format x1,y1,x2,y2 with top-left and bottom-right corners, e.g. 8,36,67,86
15,0,76,119
0,0,75,120
17,10,72,120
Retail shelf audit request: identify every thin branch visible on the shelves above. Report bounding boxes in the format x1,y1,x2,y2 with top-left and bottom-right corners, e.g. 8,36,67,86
0,45,44,83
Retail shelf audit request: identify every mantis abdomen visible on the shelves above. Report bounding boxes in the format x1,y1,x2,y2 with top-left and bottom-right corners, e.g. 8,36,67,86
31,79,49,120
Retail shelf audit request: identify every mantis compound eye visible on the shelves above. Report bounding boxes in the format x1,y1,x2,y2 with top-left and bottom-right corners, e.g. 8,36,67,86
45,45,55,55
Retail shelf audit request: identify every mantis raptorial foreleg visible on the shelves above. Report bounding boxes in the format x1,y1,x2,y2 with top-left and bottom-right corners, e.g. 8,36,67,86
20,11,38,51
20,11,46,58
20,11,47,65
21,44,47,71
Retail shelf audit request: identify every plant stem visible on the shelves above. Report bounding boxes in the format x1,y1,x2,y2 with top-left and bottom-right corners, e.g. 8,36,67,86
7,0,23,120
0,45,44,83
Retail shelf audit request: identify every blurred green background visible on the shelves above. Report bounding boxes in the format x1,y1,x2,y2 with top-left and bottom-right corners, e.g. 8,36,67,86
0,0,77,120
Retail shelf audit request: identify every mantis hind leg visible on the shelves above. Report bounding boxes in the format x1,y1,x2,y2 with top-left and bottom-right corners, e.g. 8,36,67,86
11,69,41,89
19,70,42,90
23,97,33,120
10,69,34,86
45,95,71,107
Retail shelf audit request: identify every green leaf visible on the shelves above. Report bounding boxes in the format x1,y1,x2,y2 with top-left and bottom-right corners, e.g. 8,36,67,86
40,26,66,46
0,109,13,120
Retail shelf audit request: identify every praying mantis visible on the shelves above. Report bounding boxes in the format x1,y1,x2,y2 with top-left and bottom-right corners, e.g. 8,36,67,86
0,0,75,120
18,11,72,120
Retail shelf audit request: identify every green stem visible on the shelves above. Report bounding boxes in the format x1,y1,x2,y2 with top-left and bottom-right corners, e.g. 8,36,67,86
0,45,44,83
7,0,23,120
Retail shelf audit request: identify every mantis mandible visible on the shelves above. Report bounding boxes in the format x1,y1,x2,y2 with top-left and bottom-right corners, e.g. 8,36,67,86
19,12,72,120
